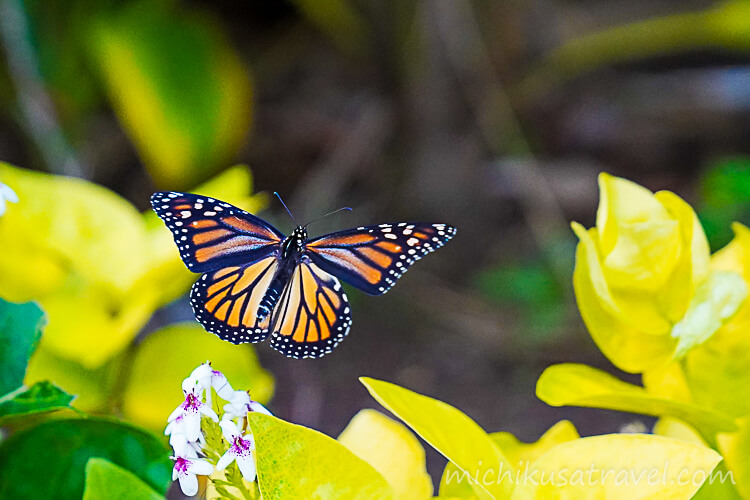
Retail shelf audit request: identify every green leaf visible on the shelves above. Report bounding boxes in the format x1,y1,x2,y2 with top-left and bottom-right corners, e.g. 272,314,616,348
536,364,737,443
0,297,46,396
87,2,253,188
246,413,396,500
121,322,274,431
0,381,74,419
83,458,164,500
338,409,433,500
361,377,515,500
0,417,171,499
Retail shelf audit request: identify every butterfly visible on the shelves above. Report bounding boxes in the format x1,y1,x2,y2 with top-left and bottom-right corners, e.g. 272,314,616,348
151,191,456,359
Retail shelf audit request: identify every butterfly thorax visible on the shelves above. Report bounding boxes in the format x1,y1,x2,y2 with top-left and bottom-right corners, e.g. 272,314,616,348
257,226,309,321
280,226,308,260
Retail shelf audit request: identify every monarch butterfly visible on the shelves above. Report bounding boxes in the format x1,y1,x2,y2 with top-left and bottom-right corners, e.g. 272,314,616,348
152,192,456,359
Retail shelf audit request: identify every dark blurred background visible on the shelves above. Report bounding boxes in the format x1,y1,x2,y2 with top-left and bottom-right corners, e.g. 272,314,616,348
3,0,750,482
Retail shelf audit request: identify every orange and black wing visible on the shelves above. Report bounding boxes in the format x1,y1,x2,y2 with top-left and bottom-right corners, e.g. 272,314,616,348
305,223,456,295
269,260,351,359
190,256,280,344
151,191,284,272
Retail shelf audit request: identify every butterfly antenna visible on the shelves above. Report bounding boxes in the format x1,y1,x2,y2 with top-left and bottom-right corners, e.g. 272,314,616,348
274,192,296,224
304,206,353,227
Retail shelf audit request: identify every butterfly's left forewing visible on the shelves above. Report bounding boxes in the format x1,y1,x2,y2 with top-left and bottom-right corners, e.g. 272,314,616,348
269,260,351,359
151,191,284,272
305,222,456,295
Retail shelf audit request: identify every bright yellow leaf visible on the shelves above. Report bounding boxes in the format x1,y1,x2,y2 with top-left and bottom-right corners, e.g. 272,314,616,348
361,377,514,500
440,420,579,499
718,417,750,499
338,409,433,500
509,434,722,500
247,413,396,500
680,223,750,419
572,223,677,372
536,364,737,442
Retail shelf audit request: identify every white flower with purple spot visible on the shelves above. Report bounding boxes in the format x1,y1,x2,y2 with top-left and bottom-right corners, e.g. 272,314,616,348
216,420,257,482
172,455,214,496
182,362,235,405
167,389,218,442
222,390,273,421
0,182,18,217
165,415,203,457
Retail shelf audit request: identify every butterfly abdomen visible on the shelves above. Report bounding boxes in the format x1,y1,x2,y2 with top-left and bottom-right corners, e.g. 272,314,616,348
257,262,293,320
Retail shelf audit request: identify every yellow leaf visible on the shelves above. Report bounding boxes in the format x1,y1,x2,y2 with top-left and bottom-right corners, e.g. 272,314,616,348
652,191,710,322
361,377,514,500
670,270,747,358
491,420,580,466
718,417,750,500
571,223,676,372
653,418,705,446
120,323,273,431
650,417,741,499
641,362,692,402
338,409,433,500
596,173,681,291
247,413,396,500
680,223,750,419
509,434,722,500
536,364,737,442
440,421,580,499
0,163,157,368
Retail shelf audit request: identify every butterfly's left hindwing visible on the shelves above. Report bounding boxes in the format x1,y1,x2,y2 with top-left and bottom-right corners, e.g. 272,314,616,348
306,222,456,295
269,260,351,359
190,257,281,344
151,191,284,272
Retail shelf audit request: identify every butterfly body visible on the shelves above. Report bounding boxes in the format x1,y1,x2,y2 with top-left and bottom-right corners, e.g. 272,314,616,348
257,226,308,319
152,191,456,359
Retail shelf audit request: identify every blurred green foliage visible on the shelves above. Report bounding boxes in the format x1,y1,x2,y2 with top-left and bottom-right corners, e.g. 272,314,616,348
475,261,567,341
699,157,750,251
0,418,172,499
10,0,252,187
88,2,252,186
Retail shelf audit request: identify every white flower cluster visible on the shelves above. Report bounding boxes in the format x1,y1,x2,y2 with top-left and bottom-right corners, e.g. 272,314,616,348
166,362,272,496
